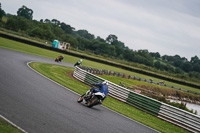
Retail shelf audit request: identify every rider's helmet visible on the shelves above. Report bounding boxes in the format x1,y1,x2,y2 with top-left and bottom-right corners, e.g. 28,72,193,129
102,80,108,86
80,59,83,62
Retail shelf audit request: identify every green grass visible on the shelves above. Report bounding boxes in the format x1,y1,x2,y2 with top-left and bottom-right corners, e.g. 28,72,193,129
29,62,188,133
0,118,22,133
0,37,199,93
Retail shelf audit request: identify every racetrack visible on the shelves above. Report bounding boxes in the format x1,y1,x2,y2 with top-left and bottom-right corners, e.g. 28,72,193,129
0,48,159,133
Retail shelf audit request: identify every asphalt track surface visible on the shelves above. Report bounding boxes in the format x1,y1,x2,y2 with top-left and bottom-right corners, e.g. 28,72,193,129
0,48,159,133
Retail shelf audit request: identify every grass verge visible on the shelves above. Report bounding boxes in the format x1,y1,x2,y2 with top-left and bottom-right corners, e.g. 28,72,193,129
29,62,189,133
0,118,23,133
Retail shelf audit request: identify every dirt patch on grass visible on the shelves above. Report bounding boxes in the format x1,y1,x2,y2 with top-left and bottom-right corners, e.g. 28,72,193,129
66,71,77,80
66,71,90,88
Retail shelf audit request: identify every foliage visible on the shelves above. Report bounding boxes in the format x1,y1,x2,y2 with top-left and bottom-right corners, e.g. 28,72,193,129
77,29,95,40
17,5,33,20
5,16,32,32
1,4,200,84
60,22,75,34
0,3,5,20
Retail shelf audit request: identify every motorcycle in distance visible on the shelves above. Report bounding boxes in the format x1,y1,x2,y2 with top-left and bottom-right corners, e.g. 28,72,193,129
55,55,64,62
55,57,60,62
77,87,105,108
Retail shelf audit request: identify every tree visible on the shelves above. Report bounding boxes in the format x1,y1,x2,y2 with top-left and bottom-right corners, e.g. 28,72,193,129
165,64,175,73
123,49,134,61
162,55,168,61
51,19,60,25
173,55,181,61
5,16,32,31
175,67,184,74
181,57,188,63
192,63,200,72
96,36,105,42
189,71,200,79
17,5,33,20
181,62,192,72
44,19,51,23
115,41,125,48
150,52,161,59
64,34,78,48
0,3,5,19
52,25,65,40
154,61,161,69
29,23,55,40
60,22,74,34
173,59,183,67
40,19,43,23
190,56,199,64
106,34,118,44
77,30,94,40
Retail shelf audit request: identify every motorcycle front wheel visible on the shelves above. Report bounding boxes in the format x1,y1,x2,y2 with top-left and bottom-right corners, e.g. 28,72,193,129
77,95,85,103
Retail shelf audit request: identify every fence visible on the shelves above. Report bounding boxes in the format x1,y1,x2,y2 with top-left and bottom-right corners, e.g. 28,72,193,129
73,66,200,133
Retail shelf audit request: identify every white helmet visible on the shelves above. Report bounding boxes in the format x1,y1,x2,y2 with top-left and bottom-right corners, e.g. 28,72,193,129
80,59,83,62
102,80,108,85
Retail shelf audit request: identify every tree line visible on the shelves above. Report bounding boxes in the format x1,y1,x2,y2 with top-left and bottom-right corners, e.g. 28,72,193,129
0,4,200,82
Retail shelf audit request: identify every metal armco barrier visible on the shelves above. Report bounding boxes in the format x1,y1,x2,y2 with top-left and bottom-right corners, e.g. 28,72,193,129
73,66,200,133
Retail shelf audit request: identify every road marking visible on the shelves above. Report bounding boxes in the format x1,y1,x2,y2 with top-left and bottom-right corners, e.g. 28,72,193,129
0,114,28,133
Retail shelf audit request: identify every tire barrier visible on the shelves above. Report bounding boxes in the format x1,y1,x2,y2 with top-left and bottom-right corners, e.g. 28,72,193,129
73,66,200,133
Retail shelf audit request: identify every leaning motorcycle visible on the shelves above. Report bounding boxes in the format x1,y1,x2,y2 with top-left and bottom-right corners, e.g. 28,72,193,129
77,92,105,108
55,57,60,62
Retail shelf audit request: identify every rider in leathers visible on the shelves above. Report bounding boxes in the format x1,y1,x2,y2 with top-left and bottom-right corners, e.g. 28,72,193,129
86,80,109,103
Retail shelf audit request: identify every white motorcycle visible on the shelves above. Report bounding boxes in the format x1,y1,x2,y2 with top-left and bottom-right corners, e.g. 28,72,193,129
77,91,105,108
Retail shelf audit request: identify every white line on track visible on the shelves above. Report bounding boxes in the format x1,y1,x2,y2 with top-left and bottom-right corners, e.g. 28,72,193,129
0,114,28,133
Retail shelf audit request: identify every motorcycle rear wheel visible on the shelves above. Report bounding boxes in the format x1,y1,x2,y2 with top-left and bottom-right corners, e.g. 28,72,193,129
87,97,99,107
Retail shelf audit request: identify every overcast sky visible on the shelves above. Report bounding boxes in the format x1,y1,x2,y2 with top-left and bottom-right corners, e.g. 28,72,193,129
1,0,200,60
